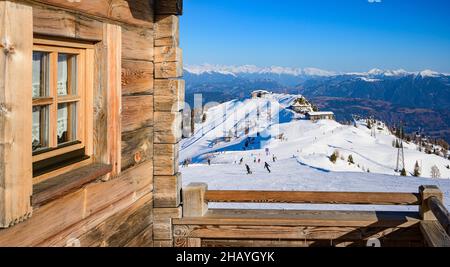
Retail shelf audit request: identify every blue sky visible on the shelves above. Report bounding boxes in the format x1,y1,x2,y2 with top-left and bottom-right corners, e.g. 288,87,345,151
180,0,450,72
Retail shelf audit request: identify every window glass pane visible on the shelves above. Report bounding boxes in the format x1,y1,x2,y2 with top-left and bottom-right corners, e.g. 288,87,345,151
32,105,49,152
32,52,49,98
57,102,77,144
57,54,77,96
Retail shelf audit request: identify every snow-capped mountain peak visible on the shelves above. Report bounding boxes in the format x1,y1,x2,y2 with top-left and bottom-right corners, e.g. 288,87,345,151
184,64,448,78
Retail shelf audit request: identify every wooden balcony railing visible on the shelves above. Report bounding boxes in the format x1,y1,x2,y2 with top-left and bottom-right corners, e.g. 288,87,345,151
177,183,450,247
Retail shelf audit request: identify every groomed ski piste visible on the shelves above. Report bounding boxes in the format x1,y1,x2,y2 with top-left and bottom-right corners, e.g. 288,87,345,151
180,93,450,211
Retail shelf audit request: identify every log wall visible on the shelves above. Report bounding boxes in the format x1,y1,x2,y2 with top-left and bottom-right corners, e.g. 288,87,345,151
0,0,184,247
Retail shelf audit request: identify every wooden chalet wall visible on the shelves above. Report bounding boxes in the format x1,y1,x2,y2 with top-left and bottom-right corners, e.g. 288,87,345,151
0,0,184,247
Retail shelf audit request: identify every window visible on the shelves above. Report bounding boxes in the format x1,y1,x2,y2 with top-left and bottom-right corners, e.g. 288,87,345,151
32,39,94,183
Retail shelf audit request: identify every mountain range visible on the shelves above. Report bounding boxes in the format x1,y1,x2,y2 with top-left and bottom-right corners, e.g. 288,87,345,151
184,64,450,142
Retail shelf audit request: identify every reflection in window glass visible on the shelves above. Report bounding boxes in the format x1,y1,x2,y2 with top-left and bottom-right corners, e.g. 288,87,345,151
57,103,77,144
32,105,49,152
32,52,49,98
58,54,77,96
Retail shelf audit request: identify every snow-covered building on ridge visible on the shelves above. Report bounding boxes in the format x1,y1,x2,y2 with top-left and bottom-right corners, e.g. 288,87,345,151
251,90,270,99
306,111,335,121
289,97,313,114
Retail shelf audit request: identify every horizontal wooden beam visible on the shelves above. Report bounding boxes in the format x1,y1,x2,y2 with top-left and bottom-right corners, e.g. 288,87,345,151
204,190,421,206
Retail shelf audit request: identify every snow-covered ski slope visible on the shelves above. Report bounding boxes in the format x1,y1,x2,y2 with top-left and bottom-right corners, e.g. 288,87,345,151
180,93,450,210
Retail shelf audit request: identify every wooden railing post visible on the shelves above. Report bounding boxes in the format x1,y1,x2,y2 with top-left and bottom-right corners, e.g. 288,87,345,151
182,183,208,217
419,185,443,221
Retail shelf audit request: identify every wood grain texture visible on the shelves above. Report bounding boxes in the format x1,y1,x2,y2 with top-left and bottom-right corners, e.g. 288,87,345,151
0,1,33,228
77,194,153,247
33,4,103,41
154,173,182,208
154,111,182,144
420,185,443,220
155,61,183,79
0,160,153,246
125,223,153,247
122,95,154,132
428,196,450,236
420,221,450,247
121,60,153,95
104,23,122,178
122,26,153,61
154,79,184,112
174,224,422,242
154,15,179,47
204,190,421,205
33,0,154,27
32,163,112,207
155,46,182,63
174,209,421,228
121,127,153,171
201,239,424,248
183,183,208,217
154,143,179,176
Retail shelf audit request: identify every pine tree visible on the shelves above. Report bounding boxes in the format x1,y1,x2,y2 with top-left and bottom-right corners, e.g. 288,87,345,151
413,161,421,177
400,168,407,176
348,155,354,165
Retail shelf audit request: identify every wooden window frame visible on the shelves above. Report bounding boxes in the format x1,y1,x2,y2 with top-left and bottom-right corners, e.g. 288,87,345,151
32,38,94,184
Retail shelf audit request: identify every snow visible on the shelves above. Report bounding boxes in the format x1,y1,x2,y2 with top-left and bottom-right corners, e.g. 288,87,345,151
185,64,446,78
180,93,450,211
307,111,334,116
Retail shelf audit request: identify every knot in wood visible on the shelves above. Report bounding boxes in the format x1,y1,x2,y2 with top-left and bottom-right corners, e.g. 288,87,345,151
1,40,15,55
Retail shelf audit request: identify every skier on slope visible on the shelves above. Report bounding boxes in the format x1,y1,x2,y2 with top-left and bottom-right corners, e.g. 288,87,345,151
239,157,244,165
264,162,271,173
245,164,252,175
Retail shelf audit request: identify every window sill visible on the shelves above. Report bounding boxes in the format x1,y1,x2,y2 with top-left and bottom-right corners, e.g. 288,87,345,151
32,163,112,207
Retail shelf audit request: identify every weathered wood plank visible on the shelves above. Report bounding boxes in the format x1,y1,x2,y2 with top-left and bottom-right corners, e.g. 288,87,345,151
121,60,154,95
183,183,208,217
121,127,153,171
84,161,153,216
173,224,422,241
155,46,182,63
154,173,182,208
0,1,33,228
201,239,423,248
153,207,182,241
78,193,153,247
428,196,450,236
122,26,153,61
154,15,179,47
154,79,184,112
125,223,153,247
419,185,443,220
33,0,154,27
32,164,112,207
33,4,103,41
205,190,421,205
420,221,450,247
154,143,179,176
103,23,122,178
38,192,153,247
122,95,154,133
0,189,85,246
155,61,183,79
174,209,421,228
154,111,182,143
